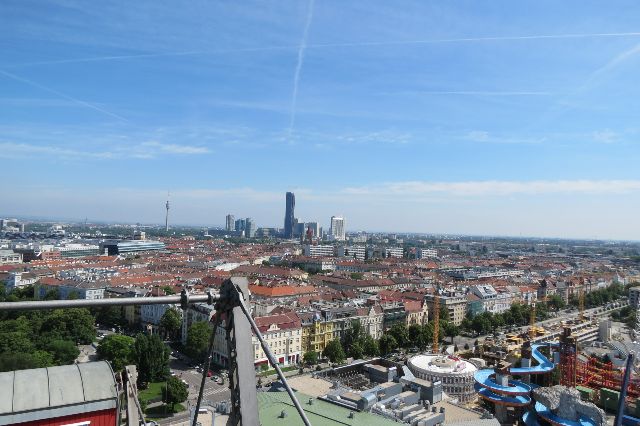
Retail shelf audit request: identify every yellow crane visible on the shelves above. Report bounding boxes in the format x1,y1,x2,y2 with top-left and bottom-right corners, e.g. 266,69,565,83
529,302,536,339
433,294,440,354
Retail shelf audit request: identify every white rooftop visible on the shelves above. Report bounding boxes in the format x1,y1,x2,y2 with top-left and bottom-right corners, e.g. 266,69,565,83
408,355,477,375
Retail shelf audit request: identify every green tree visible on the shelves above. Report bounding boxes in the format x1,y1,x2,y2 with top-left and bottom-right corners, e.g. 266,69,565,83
342,320,365,351
350,273,364,280
185,321,211,361
350,342,364,359
160,308,182,340
94,306,126,328
303,350,318,365
547,295,566,311
43,288,60,300
97,334,135,371
472,314,491,335
444,322,460,343
133,334,169,385
163,376,188,411
378,334,397,355
408,324,422,345
47,339,80,364
389,323,410,348
362,335,380,357
323,339,345,364
0,331,35,354
0,350,53,372
161,285,175,295
41,309,95,344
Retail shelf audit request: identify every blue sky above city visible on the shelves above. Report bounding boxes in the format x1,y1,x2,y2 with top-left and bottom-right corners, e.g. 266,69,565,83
1,1,640,239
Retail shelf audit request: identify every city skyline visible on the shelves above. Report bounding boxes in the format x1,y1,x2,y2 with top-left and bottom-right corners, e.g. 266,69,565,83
2,1,640,240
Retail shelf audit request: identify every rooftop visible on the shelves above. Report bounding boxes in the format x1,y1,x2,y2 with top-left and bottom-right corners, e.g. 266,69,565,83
258,391,399,426
0,362,118,424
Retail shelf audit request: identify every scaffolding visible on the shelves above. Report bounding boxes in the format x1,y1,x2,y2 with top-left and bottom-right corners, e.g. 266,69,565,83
576,355,640,399
558,327,577,388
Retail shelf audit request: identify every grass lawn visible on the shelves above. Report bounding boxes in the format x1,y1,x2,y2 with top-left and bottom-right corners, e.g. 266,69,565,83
138,382,165,404
258,365,299,376
145,403,185,418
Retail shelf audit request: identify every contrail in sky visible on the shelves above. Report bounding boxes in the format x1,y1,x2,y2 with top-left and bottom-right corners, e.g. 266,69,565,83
0,69,129,122
310,31,640,48
287,0,315,141
4,31,640,68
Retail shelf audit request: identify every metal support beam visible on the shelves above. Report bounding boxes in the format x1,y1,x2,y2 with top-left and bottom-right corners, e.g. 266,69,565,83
239,297,312,426
192,314,222,426
225,277,259,426
0,293,218,311
614,352,635,426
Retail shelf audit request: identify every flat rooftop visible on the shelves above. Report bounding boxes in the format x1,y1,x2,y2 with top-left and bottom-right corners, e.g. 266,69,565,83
258,391,399,426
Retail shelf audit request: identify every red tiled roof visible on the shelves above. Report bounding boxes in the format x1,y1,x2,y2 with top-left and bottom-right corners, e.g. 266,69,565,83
254,312,301,332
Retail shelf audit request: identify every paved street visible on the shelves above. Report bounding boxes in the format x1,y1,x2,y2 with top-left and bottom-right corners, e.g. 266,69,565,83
76,343,97,363
169,357,231,407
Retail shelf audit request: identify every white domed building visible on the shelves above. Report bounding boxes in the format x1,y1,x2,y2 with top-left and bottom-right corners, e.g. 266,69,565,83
407,355,477,402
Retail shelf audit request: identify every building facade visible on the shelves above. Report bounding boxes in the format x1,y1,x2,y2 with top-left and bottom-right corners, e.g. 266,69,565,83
35,280,105,300
245,218,256,238
226,214,235,231
425,293,467,326
303,244,335,258
253,312,302,367
329,216,346,241
300,312,334,354
0,249,22,264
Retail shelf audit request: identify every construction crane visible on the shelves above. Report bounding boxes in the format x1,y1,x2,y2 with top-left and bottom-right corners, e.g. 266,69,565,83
579,288,585,322
529,301,536,339
433,293,440,354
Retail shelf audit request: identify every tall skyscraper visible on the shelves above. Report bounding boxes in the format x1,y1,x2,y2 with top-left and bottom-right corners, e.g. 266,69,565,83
330,216,346,241
284,192,295,238
225,214,235,231
235,218,246,232
245,217,256,238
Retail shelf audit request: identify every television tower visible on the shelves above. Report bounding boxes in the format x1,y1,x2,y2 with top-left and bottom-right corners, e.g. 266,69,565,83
165,192,170,232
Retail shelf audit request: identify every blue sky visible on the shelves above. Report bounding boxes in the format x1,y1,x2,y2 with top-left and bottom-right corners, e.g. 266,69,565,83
1,1,640,240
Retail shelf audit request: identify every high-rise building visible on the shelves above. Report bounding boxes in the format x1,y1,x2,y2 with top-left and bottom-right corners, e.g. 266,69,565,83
306,222,320,238
245,218,256,238
235,218,246,232
226,214,235,231
329,216,346,241
294,222,306,238
284,192,295,239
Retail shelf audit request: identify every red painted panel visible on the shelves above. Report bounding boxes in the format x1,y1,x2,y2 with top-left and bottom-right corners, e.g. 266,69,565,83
13,408,117,426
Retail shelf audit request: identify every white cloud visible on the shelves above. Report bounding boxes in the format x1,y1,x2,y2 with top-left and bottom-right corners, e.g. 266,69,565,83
592,130,617,144
342,180,640,197
466,130,489,142
464,130,544,145
0,140,211,160
0,142,115,159
140,141,211,154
